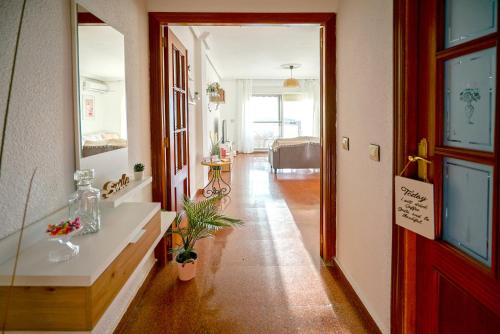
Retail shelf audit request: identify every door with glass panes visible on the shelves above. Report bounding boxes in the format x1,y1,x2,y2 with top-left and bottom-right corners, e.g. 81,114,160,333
416,0,500,332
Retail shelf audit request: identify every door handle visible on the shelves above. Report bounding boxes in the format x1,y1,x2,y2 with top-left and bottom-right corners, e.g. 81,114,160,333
399,138,432,182
408,155,432,164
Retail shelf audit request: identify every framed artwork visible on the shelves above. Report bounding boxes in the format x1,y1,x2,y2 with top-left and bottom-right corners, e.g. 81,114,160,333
83,95,95,120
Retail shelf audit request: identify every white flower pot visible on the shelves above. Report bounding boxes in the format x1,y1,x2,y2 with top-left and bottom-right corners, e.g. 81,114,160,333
177,259,197,281
134,171,144,181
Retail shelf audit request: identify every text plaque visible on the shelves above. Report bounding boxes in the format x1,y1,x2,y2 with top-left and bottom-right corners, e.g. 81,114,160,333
395,176,435,239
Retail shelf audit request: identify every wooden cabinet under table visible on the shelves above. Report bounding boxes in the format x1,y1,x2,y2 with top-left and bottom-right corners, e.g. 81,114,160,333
0,202,171,332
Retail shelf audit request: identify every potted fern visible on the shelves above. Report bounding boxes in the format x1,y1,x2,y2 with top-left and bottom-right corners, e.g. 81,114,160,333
170,196,242,281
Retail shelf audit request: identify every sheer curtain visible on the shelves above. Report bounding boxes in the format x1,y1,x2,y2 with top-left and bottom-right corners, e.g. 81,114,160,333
237,79,254,153
304,79,321,138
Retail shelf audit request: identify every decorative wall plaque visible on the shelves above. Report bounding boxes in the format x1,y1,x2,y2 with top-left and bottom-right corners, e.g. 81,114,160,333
102,174,130,199
395,176,435,240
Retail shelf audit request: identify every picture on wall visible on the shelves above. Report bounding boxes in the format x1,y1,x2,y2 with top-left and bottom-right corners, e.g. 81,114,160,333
83,95,95,120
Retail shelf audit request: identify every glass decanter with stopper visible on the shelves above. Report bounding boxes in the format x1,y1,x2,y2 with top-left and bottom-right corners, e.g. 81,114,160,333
69,169,101,234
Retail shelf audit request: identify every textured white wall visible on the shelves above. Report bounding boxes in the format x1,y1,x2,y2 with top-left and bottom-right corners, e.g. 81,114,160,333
336,0,393,333
0,0,149,239
148,0,338,12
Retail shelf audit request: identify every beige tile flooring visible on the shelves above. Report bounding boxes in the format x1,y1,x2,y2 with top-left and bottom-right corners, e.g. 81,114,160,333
118,154,376,333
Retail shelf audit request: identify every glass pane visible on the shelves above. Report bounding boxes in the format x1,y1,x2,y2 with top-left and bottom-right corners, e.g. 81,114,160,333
282,99,314,137
443,158,493,267
445,0,497,48
250,96,280,122
444,47,496,152
252,122,280,149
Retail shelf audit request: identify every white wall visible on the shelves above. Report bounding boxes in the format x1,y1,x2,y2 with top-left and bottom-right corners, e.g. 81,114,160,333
148,0,338,12
0,0,150,240
80,79,126,139
220,79,238,144
205,56,222,144
336,0,393,332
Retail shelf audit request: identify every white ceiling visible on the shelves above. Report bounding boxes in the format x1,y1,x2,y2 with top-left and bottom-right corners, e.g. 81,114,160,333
194,25,320,79
78,26,125,81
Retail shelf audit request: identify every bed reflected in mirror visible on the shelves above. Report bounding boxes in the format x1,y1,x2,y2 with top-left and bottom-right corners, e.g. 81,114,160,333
76,5,127,158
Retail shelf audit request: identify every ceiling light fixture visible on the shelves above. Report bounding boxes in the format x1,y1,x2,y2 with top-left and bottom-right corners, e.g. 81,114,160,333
281,63,303,101
281,63,301,88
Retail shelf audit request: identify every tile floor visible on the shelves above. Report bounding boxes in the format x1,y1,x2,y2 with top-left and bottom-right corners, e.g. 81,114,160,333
119,154,375,333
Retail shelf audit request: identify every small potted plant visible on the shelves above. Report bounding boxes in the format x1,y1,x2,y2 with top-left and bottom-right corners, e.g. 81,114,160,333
206,82,221,101
170,196,242,281
133,163,145,181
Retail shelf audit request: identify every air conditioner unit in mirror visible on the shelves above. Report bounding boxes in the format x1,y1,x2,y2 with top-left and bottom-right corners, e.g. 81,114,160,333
83,78,109,93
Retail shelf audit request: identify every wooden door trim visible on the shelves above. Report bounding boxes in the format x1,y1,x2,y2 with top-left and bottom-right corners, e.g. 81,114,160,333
392,0,418,332
149,12,337,261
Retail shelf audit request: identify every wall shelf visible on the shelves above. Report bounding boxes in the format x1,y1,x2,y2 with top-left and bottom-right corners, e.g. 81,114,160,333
101,176,152,208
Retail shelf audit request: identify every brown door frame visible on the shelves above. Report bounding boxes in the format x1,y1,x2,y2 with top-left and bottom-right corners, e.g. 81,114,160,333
392,0,419,332
149,12,337,262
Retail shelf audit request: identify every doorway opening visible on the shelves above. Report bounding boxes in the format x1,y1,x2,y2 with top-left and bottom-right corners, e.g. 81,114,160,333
149,13,336,264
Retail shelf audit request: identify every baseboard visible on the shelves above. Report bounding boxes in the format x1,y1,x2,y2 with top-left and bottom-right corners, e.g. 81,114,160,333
113,263,159,334
328,260,384,334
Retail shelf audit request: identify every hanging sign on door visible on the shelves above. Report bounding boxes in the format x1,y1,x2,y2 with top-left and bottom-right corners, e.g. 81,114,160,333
395,176,435,239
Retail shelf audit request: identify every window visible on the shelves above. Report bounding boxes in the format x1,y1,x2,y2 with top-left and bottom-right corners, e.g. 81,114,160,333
250,95,315,150
283,99,314,138
250,95,281,150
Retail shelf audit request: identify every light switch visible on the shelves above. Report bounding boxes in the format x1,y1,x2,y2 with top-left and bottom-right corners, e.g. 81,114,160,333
369,144,380,161
342,137,349,150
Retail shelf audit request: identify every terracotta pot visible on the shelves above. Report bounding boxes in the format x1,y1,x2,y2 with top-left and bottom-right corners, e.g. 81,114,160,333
177,259,197,281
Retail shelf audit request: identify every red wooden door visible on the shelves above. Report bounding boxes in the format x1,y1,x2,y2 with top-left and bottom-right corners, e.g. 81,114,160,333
415,1,500,332
165,27,190,211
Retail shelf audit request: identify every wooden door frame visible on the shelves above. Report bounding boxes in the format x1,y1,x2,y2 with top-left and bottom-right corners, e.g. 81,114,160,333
392,0,418,332
392,0,441,332
149,12,337,262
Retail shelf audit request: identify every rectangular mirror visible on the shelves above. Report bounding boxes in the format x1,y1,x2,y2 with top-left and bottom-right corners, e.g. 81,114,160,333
72,3,129,186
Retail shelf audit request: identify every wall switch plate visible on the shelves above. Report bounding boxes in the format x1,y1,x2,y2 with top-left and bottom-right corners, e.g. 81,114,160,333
342,137,349,150
369,144,380,161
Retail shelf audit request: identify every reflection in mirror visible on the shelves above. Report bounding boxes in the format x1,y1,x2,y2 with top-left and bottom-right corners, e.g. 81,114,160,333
76,5,127,158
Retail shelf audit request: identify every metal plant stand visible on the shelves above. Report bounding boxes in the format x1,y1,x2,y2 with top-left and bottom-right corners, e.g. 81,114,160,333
201,160,232,198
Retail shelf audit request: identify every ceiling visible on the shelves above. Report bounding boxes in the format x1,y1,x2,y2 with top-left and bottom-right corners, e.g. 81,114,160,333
195,25,321,79
78,25,125,81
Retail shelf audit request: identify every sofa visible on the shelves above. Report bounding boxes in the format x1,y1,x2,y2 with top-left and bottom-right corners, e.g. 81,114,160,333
268,137,321,173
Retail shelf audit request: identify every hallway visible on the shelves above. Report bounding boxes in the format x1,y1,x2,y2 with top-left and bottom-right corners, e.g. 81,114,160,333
119,154,376,333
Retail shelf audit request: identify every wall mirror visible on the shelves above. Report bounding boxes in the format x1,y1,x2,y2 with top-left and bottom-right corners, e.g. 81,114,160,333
72,3,129,187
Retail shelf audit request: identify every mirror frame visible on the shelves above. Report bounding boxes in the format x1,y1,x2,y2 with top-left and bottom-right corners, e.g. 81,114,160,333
70,1,129,188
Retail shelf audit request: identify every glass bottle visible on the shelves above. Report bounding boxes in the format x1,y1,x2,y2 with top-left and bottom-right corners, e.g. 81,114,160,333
69,169,101,235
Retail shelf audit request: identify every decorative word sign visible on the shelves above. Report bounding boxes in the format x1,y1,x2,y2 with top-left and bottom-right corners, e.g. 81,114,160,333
395,176,435,239
102,174,130,199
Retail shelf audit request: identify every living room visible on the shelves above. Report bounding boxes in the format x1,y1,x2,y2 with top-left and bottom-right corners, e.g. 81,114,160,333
167,24,322,193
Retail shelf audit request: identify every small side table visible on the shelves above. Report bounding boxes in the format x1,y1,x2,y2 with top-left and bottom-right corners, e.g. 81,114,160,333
201,160,232,198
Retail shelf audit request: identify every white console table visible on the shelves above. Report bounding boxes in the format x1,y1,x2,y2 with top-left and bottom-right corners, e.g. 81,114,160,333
0,202,175,333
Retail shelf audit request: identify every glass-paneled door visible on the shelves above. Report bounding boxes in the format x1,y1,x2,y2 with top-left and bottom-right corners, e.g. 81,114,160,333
416,0,500,332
